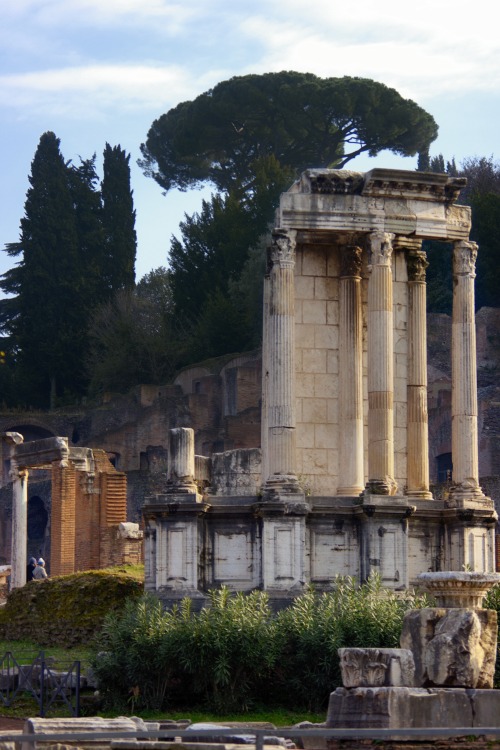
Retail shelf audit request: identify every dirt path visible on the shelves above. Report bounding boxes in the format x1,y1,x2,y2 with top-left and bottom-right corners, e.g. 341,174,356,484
0,716,26,731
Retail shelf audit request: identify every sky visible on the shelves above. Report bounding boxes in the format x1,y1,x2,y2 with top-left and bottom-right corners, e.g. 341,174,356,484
1,0,499,293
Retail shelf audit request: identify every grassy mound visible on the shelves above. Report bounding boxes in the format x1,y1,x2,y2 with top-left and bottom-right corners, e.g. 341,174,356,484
0,569,143,647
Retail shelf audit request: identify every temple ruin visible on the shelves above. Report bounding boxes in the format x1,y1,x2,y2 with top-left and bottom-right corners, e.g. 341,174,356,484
143,168,498,607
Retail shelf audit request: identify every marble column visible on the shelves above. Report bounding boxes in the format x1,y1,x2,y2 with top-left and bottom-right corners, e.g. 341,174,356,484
264,229,299,494
406,244,432,499
260,270,271,486
450,240,484,500
10,462,28,588
365,231,397,496
167,427,199,497
338,243,364,495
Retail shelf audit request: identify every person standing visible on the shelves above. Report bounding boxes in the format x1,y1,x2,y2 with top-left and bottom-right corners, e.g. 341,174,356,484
32,558,48,580
26,557,36,581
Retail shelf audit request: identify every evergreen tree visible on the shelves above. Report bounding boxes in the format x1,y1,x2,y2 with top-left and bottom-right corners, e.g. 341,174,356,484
101,143,137,291
13,132,82,406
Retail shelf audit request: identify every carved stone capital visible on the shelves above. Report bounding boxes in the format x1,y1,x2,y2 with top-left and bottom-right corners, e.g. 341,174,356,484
453,241,478,278
368,231,395,267
340,245,363,278
407,249,429,283
269,229,297,269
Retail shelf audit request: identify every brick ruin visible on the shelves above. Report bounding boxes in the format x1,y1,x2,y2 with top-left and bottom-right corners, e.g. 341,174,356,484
0,432,142,585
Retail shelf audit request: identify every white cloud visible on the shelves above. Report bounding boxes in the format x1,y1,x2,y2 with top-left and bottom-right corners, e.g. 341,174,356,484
0,64,205,118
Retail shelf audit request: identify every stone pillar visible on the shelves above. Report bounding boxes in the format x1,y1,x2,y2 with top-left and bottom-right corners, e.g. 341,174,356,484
365,231,397,496
338,243,364,495
264,229,300,495
406,244,432,499
260,271,270,486
10,463,28,589
450,240,484,501
167,427,199,499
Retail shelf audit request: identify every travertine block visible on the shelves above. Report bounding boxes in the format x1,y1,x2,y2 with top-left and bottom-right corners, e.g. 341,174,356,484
295,276,315,299
314,325,338,349
302,348,327,374
326,300,339,325
315,276,338,300
302,249,326,276
339,648,415,687
314,373,338,398
302,397,328,423
302,300,327,325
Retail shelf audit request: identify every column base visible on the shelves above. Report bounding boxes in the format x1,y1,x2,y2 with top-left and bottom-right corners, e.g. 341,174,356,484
364,477,398,497
406,489,433,500
263,474,304,501
446,482,494,510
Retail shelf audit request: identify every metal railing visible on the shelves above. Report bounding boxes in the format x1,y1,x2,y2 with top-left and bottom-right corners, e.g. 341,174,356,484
0,651,80,716
1,726,500,749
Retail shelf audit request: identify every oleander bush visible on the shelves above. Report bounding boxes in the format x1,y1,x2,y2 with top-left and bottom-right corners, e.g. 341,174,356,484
91,575,431,713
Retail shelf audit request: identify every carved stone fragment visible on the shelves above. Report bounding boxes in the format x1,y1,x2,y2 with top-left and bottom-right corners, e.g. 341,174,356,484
400,607,498,688
339,647,415,687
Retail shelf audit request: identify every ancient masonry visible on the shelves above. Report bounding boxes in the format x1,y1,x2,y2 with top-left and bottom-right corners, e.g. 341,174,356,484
143,168,498,607
0,432,142,587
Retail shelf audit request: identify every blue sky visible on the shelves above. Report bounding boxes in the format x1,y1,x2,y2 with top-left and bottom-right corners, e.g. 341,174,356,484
1,0,499,291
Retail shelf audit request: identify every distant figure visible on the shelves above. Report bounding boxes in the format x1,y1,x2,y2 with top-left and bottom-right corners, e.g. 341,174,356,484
32,558,48,580
26,557,36,582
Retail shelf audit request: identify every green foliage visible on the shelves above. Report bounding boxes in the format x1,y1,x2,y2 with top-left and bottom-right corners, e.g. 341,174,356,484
484,584,500,686
87,270,182,394
140,72,437,196
0,132,137,408
92,577,430,714
274,576,429,710
178,588,278,712
101,143,137,291
0,569,143,647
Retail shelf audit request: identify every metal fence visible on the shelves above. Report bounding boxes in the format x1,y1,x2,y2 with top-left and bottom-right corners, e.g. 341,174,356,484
0,651,80,716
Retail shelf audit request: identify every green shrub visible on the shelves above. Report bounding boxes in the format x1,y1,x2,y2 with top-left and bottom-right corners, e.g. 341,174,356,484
273,575,430,710
484,583,500,686
92,576,429,713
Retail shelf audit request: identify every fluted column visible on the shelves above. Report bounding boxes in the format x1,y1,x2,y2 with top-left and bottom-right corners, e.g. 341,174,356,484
10,462,28,588
264,229,299,493
338,243,364,495
167,427,198,496
406,244,432,499
365,231,397,496
260,271,271,486
450,240,484,499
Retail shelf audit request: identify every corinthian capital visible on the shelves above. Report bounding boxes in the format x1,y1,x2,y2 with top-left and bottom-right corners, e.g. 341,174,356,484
340,245,363,278
407,249,429,283
369,231,395,267
269,229,297,269
454,241,478,278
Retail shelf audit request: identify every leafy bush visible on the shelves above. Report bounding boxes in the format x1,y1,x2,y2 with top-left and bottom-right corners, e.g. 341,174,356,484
92,576,429,713
484,584,500,686
273,575,430,710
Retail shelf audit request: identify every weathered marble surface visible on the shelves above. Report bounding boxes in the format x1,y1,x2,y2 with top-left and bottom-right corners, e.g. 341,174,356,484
400,607,497,688
339,648,415,688
327,687,500,729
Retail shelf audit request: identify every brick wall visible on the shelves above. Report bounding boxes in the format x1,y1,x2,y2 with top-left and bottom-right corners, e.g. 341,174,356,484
50,464,76,576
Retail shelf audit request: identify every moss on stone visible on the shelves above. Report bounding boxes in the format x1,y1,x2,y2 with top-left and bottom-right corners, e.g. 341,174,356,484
0,570,143,646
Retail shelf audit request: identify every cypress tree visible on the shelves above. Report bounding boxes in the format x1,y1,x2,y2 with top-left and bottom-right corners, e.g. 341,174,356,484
101,143,137,292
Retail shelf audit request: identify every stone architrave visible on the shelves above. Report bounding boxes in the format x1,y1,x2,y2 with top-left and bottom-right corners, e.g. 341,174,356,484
264,229,300,495
450,240,484,502
400,607,498,688
365,231,397,496
405,243,432,499
10,461,28,589
338,243,364,495
339,647,415,688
